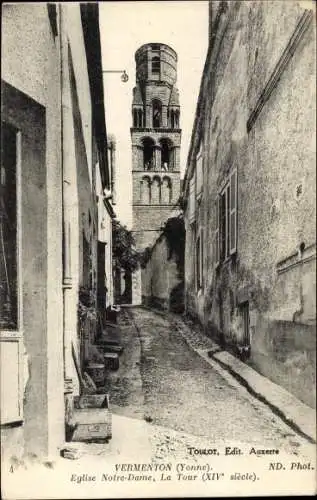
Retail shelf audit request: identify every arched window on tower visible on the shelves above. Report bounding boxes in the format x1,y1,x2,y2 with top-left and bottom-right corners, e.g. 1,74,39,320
170,110,174,128
152,100,162,128
140,176,151,204
133,109,138,128
138,109,143,127
161,177,172,204
160,138,174,171
151,176,161,204
133,108,144,128
142,137,155,170
170,108,179,128
175,109,180,128
152,56,160,75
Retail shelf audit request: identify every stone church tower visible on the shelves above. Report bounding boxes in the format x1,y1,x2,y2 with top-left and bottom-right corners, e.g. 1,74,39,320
131,43,181,254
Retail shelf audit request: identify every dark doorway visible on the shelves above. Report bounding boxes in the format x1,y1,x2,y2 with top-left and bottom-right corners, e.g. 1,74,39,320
97,241,106,317
121,270,132,304
240,301,250,345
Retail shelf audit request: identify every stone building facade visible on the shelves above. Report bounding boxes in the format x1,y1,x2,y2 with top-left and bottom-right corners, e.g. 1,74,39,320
1,3,112,464
182,1,316,408
130,43,182,304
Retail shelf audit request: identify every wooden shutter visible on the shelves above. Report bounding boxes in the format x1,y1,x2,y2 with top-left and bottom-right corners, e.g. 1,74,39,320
195,234,200,290
230,169,237,254
196,146,203,199
225,184,230,259
214,196,220,268
200,228,204,288
188,175,196,223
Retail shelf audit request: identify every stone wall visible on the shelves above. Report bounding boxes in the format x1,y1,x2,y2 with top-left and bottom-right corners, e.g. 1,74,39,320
132,205,178,250
183,0,316,407
142,233,184,313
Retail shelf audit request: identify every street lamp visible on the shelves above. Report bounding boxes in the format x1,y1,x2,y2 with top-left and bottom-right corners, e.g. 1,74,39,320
102,69,129,83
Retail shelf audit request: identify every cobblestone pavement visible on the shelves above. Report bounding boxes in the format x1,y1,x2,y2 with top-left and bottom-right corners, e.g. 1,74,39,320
103,306,314,458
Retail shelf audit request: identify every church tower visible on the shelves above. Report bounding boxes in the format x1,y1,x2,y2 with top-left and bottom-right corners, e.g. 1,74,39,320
131,43,181,253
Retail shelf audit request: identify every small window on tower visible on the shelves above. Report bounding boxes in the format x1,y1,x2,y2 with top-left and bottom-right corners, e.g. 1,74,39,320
152,100,162,128
133,109,138,128
152,57,160,74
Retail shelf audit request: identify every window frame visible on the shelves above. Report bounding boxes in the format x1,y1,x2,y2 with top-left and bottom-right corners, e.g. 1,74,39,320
0,124,24,424
229,169,237,255
152,99,162,128
195,228,204,291
196,142,203,202
214,167,237,268
151,56,160,75
188,174,196,224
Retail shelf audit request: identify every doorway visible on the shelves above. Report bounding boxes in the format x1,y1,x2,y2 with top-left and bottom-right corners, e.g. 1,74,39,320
240,301,250,345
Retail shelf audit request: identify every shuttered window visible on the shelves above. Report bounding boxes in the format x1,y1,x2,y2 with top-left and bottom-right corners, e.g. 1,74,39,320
214,196,220,268
214,168,237,267
230,169,237,254
188,175,196,223
196,234,201,290
196,144,203,200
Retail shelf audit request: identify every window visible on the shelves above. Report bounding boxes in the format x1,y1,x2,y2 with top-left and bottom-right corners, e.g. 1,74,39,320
1,122,23,424
133,109,138,128
230,170,237,254
160,138,174,171
188,175,196,224
142,137,155,170
138,109,143,127
152,100,162,128
196,229,203,290
219,184,229,261
214,169,237,267
152,56,160,74
170,110,174,128
1,123,19,330
175,109,180,128
170,109,180,129
196,142,203,200
133,109,143,128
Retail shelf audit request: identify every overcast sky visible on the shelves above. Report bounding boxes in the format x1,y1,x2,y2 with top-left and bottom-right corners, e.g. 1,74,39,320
100,1,209,228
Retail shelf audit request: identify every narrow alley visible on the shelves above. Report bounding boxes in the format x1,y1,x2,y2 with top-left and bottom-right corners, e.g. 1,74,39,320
105,307,313,456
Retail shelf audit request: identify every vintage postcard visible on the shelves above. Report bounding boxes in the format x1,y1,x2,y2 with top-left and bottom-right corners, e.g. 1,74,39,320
1,1,316,498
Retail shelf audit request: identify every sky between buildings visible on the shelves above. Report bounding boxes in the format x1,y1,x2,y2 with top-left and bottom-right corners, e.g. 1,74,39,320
100,1,209,228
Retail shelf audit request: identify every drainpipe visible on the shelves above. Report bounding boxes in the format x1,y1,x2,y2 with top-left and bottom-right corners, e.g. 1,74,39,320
109,136,116,205
60,5,73,389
